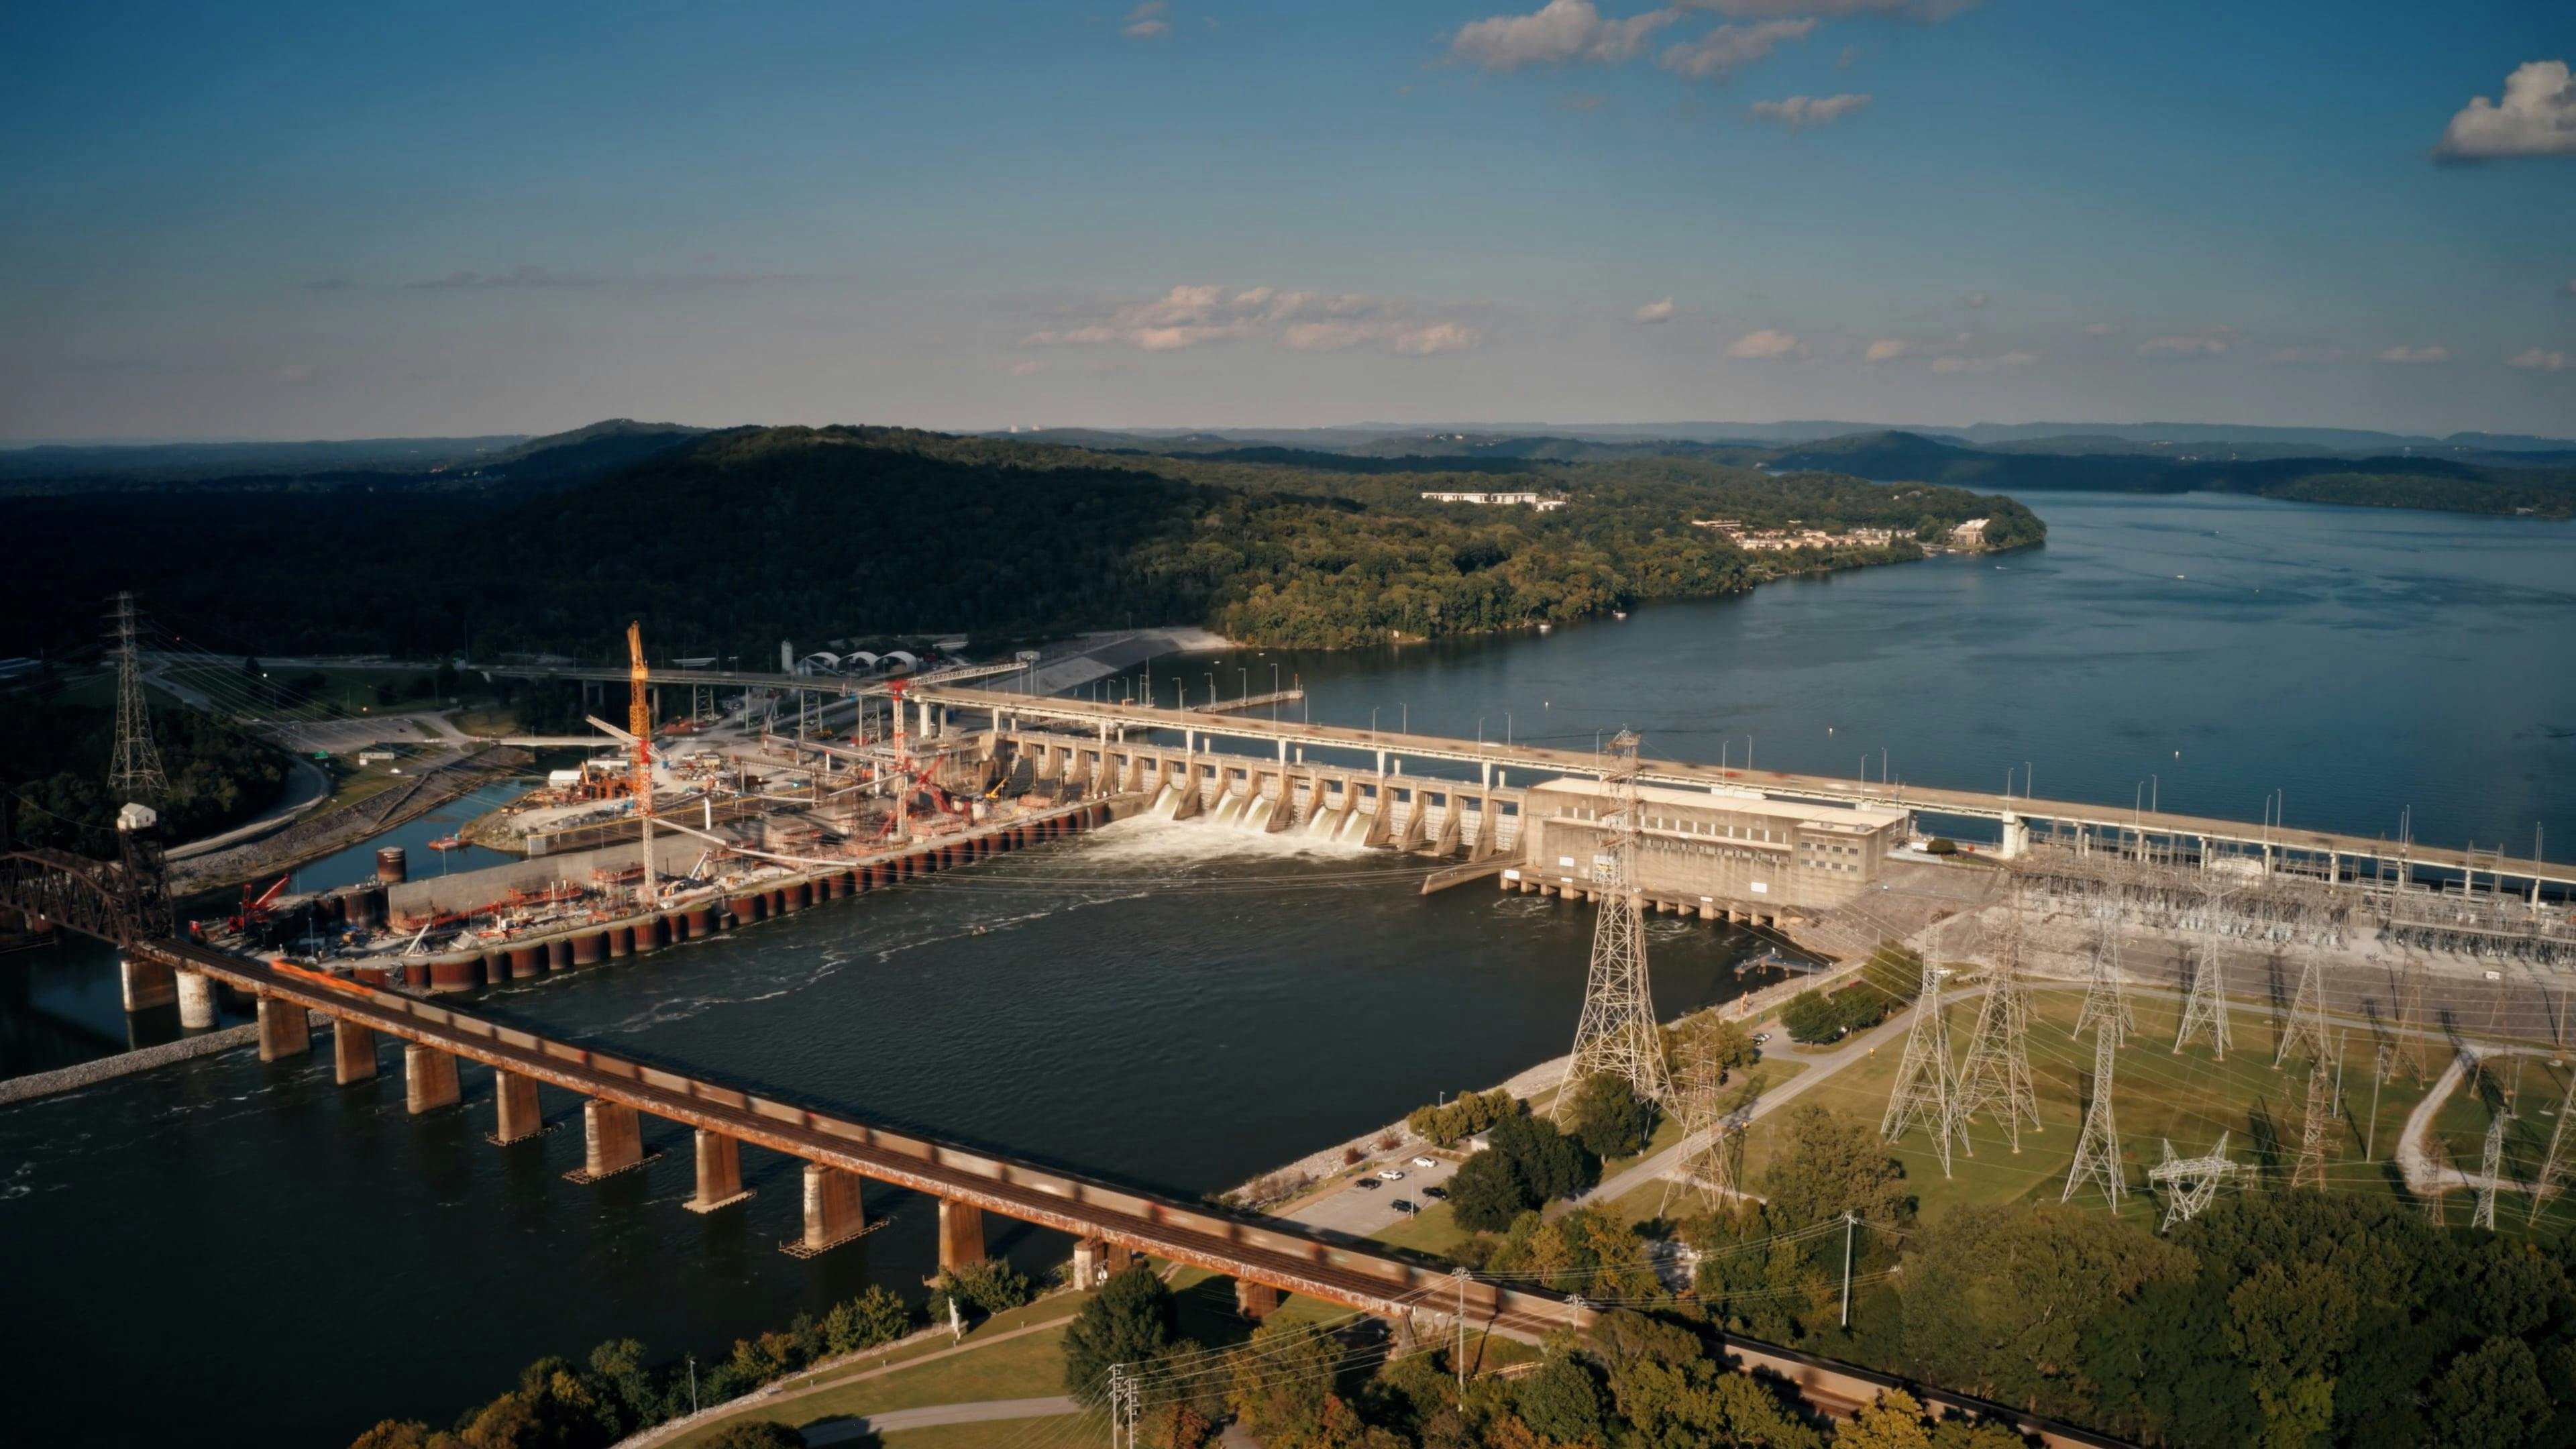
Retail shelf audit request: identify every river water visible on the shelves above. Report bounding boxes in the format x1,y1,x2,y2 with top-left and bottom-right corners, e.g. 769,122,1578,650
2,490,2569,1448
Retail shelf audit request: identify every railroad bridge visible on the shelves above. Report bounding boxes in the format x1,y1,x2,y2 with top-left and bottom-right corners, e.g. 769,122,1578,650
0,802,2121,1447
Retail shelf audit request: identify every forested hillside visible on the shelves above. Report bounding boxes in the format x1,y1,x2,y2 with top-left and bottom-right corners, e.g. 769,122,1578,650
1,426,2035,662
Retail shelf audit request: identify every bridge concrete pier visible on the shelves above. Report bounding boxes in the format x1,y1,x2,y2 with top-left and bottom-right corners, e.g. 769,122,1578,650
332,1020,378,1084
405,1044,460,1112
1234,1278,1281,1320
577,1099,647,1181
686,1130,751,1213
256,996,311,1061
176,969,218,1028
794,1163,867,1255
119,953,175,1012
492,1069,543,1143
1073,1238,1137,1288
937,1197,987,1271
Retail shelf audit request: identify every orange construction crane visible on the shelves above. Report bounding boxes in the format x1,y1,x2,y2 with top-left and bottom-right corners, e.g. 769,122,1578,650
627,621,658,902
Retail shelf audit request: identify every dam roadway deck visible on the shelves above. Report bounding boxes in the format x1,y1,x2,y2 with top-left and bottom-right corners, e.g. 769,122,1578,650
926,688,2576,893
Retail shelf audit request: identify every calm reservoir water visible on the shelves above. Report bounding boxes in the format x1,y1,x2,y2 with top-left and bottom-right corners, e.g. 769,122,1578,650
2,490,2569,1447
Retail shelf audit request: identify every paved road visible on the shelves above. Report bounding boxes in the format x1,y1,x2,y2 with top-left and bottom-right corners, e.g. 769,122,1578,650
616,1315,1079,1448
1573,999,1937,1212
802,1395,1080,1446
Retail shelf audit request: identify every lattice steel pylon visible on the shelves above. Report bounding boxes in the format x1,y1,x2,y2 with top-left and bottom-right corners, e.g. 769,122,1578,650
2174,934,2233,1060
2147,1132,2241,1231
108,592,168,800
2394,961,2430,1082
2275,949,2332,1069
1953,879,2043,1152
1661,1040,1743,1217
2472,1114,2507,1232
2063,1020,2125,1210
2071,908,2137,1046
2290,1060,2332,1190
1881,954,1963,1176
1560,729,1669,1112
2532,1071,2574,1226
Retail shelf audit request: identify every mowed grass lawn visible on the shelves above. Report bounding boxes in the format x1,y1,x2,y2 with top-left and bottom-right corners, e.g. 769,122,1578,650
663,1291,1091,1449
1741,981,2575,1238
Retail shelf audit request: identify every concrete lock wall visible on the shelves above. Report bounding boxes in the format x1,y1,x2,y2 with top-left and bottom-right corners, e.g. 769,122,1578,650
386,835,707,925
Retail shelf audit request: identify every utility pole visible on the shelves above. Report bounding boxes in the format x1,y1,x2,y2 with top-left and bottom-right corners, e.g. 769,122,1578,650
1560,729,1670,1112
2063,1020,2125,1210
1953,877,2042,1152
1108,1362,1134,1449
108,592,168,800
1881,953,1962,1177
1453,1267,1468,1391
1839,1212,1856,1328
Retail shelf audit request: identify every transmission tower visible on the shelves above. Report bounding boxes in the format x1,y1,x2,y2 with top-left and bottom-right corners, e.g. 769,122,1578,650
2290,1060,2332,1190
2472,1114,2507,1232
2174,935,2233,1059
2147,1133,2241,1231
108,592,168,800
1953,881,2042,1152
1882,954,1963,1176
2071,908,2136,1046
1660,1024,1742,1216
1560,729,1670,1111
2393,961,2430,1082
2062,1021,2125,1210
2530,1071,2572,1226
2275,949,2332,1069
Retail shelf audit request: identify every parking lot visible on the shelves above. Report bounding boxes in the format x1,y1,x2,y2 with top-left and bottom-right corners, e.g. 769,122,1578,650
1281,1150,1464,1238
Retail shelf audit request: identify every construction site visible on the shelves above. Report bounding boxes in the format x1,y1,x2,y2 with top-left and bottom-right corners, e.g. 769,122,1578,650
189,625,1120,996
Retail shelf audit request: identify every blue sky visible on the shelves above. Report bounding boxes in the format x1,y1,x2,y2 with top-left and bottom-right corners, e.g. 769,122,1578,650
2,0,2569,441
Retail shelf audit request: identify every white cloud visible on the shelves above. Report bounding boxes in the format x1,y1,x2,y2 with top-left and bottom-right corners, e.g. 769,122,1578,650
2563,278,2576,298
1683,0,1980,18
1659,18,1815,80
1748,92,1871,128
1725,327,1800,359
2136,333,2233,359
1863,337,1911,362
1631,297,1677,324
2508,346,2569,372
2373,345,2449,364
2265,346,2349,365
1124,2,1170,38
2434,60,2576,160
1394,323,1480,354
1025,285,1477,356
1929,350,2035,376
1449,1,1677,71
2082,321,2118,336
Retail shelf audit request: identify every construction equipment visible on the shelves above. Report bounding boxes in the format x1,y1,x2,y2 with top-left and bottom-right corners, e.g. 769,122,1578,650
628,622,657,906
228,873,293,932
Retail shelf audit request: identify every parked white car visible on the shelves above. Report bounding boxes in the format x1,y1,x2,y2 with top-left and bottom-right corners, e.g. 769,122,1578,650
1377,1168,1405,1181
1411,1155,1437,1169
